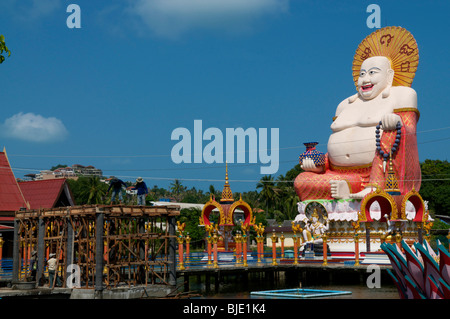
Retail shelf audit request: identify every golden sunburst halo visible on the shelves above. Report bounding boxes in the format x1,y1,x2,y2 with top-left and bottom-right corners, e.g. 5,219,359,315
352,26,419,89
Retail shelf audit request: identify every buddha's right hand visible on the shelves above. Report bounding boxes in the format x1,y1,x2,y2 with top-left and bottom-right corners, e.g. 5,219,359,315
301,157,324,173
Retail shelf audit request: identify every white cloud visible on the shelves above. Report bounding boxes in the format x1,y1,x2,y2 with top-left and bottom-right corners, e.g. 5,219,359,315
128,0,290,38
1,112,68,143
0,0,61,22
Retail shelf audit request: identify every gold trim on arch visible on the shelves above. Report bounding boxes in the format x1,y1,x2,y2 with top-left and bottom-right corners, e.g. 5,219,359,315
401,188,425,221
360,187,398,221
229,197,253,226
200,198,224,226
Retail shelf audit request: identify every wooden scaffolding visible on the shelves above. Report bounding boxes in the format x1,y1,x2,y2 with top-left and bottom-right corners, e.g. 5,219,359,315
12,204,180,290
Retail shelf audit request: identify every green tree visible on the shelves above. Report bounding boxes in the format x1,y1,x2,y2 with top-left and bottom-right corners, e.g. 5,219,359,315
67,176,108,205
420,159,450,216
271,174,300,222
0,35,11,64
84,176,108,204
177,208,205,249
256,175,277,217
170,179,186,202
50,164,68,171
284,163,303,186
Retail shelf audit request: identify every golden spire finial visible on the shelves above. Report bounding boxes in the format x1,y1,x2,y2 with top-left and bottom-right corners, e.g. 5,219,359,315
225,161,229,184
220,162,234,203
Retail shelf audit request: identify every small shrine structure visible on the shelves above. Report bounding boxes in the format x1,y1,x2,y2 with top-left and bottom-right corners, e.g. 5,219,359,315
199,164,254,251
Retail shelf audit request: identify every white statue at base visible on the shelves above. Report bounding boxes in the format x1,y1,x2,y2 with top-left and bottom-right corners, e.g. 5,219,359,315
301,209,329,249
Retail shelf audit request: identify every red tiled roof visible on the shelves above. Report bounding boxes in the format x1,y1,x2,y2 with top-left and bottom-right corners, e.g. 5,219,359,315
18,178,71,210
0,150,29,212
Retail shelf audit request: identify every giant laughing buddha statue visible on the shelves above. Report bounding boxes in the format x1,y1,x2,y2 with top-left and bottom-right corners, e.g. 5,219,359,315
294,27,421,202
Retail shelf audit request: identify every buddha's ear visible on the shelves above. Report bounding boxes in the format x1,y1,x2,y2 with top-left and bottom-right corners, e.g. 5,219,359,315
382,69,394,98
386,68,394,85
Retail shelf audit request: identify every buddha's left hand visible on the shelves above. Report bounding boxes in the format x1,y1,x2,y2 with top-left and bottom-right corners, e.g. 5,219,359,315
381,113,402,131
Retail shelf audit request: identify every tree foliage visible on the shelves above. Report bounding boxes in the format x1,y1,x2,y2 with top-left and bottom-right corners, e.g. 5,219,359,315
67,176,109,205
419,159,450,216
0,35,11,64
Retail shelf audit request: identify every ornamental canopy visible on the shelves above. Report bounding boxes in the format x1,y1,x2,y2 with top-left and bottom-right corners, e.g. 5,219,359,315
199,164,253,228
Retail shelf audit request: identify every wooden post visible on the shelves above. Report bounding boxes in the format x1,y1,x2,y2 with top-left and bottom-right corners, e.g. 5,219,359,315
12,219,20,283
66,217,74,268
322,234,328,266
36,217,45,287
95,210,104,295
22,241,27,265
168,215,177,286
354,232,360,266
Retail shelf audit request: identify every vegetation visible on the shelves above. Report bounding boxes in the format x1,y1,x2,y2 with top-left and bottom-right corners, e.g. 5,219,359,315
67,176,109,205
0,35,11,64
419,159,450,217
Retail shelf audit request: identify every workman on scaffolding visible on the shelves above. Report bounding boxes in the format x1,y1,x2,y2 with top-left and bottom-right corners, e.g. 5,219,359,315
107,177,127,204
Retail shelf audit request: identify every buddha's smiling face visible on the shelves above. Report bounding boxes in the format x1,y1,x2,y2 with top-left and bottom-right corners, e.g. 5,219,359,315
358,56,394,100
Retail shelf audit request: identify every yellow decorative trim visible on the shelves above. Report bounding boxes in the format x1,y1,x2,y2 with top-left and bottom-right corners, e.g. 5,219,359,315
360,187,399,221
394,107,420,119
345,180,353,194
330,162,372,171
229,198,253,226
353,26,419,88
200,199,224,226
401,188,425,221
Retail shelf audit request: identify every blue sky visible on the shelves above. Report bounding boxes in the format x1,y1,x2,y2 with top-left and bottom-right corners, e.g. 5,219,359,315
0,0,449,194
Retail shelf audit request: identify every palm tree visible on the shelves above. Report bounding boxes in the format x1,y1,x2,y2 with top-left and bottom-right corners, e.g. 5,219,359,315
256,175,276,217
81,176,107,205
170,179,186,202
207,184,218,198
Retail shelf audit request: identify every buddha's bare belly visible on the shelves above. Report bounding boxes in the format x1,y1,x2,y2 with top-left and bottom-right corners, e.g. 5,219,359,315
327,126,376,167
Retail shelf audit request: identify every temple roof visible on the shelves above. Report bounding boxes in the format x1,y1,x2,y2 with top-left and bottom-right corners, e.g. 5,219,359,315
0,149,29,212
18,178,75,210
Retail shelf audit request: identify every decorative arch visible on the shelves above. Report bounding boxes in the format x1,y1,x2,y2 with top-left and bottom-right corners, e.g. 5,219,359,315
360,188,398,222
401,188,426,222
200,197,224,226
229,197,253,226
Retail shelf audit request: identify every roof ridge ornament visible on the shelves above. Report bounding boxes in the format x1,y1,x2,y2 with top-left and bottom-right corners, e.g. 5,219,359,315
220,162,234,203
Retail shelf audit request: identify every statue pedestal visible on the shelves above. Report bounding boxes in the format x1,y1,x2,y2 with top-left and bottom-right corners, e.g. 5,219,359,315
294,198,422,255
